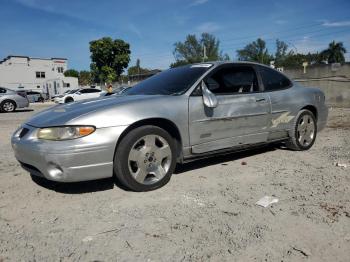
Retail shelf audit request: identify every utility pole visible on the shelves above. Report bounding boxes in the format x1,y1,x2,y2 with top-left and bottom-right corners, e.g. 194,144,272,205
202,44,208,62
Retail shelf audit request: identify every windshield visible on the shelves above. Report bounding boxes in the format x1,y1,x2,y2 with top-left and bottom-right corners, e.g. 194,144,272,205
124,65,210,95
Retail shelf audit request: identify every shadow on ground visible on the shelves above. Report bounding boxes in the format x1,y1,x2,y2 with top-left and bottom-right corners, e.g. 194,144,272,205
12,109,34,113
31,175,116,194
31,145,279,194
174,145,277,174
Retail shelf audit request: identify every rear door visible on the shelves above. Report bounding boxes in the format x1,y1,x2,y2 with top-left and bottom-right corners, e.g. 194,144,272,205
189,64,271,154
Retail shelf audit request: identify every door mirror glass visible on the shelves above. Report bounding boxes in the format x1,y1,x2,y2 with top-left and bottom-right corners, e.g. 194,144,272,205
201,80,218,108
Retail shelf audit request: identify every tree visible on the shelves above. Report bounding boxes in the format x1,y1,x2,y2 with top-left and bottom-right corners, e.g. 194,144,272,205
171,33,229,67
320,41,347,64
64,69,79,78
127,59,150,76
89,37,131,83
237,38,272,64
275,39,292,67
78,71,92,86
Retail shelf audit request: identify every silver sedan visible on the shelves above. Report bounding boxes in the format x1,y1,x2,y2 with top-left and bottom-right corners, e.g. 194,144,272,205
0,87,29,112
11,62,328,191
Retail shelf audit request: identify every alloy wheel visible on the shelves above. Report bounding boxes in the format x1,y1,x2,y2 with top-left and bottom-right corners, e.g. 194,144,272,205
128,134,172,185
3,101,15,112
297,114,315,147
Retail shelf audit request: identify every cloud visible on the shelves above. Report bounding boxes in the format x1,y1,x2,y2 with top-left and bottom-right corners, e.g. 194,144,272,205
293,36,326,54
275,20,287,25
189,0,209,7
128,23,143,39
195,22,220,33
322,20,350,27
14,0,88,22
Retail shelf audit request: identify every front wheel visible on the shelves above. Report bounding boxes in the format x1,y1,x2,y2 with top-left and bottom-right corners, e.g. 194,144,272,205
114,126,177,191
285,109,317,150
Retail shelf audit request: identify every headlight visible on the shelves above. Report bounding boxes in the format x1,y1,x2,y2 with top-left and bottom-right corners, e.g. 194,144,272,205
37,126,95,140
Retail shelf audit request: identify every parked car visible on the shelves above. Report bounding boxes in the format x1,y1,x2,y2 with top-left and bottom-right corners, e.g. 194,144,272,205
51,90,73,101
98,86,131,97
12,62,328,191
26,91,44,103
0,87,29,112
54,88,101,103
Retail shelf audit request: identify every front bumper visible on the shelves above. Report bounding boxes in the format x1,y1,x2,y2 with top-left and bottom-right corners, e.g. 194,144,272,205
54,98,64,104
11,124,127,182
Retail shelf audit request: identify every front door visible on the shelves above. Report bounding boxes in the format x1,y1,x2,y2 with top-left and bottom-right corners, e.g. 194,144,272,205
189,65,271,154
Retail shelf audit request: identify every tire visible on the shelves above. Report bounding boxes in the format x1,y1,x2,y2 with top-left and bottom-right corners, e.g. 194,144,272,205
285,109,317,151
65,97,74,103
114,125,177,191
0,100,16,113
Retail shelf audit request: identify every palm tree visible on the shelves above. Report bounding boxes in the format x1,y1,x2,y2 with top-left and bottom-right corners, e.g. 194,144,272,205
320,41,347,64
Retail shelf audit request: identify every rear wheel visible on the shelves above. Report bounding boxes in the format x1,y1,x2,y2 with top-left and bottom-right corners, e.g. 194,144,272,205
1,100,16,112
65,97,74,103
114,125,177,191
285,109,317,150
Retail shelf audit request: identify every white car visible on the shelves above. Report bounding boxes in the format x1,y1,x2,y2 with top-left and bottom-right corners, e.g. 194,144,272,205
54,88,102,104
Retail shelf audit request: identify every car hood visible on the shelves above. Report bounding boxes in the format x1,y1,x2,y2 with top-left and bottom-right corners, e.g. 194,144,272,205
26,95,166,128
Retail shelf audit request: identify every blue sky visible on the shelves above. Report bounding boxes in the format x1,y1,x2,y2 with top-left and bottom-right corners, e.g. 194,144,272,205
1,0,350,71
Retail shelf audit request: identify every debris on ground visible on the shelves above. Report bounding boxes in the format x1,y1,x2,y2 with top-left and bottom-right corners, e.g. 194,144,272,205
255,196,279,208
320,203,349,222
292,247,311,257
241,161,247,165
334,162,347,168
82,236,93,242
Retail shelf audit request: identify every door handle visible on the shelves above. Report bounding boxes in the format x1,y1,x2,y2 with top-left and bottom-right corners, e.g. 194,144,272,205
256,98,266,102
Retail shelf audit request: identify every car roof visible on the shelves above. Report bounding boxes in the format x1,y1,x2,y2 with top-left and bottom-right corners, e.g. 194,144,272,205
192,61,273,68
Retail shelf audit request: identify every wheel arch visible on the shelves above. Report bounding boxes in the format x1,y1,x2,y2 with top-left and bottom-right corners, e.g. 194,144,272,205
115,118,183,162
301,105,318,120
64,96,73,103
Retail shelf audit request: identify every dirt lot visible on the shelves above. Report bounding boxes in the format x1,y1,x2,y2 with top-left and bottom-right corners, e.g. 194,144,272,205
0,104,349,262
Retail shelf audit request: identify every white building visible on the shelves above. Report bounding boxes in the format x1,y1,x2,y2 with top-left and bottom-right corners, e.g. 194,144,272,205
0,55,78,98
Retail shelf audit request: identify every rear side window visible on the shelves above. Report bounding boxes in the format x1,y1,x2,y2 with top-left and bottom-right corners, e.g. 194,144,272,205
259,66,291,91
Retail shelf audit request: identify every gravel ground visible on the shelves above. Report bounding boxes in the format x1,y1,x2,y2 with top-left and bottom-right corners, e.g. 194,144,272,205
0,103,349,262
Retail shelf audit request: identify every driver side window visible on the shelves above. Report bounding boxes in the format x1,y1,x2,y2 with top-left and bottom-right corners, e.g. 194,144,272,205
206,66,259,95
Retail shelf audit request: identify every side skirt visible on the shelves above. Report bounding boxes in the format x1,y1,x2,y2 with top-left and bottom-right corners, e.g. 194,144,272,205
182,138,288,164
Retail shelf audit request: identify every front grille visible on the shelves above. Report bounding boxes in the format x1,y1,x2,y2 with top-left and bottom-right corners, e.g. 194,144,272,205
19,128,29,138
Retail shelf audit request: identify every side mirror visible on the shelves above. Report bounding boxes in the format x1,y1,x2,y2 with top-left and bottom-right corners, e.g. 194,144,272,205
201,80,218,108
76,92,81,95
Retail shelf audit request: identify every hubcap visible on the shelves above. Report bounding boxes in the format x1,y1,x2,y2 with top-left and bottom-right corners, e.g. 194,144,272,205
128,134,172,185
3,102,14,112
297,115,315,147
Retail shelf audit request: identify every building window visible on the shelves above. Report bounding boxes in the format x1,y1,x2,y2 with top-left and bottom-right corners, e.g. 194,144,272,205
63,83,70,88
35,72,45,78
37,85,40,88
57,67,64,73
